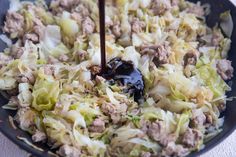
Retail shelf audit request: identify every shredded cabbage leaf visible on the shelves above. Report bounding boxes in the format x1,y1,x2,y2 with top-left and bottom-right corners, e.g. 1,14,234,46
0,0,233,156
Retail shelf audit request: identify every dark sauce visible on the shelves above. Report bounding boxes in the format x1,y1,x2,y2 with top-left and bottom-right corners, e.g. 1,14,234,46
98,0,144,102
98,0,106,74
103,58,144,102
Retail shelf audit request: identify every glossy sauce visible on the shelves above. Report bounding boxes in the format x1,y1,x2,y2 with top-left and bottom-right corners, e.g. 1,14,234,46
104,58,144,102
98,0,144,102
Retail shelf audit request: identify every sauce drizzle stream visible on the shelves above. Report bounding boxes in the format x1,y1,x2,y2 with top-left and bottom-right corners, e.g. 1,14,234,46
98,0,106,74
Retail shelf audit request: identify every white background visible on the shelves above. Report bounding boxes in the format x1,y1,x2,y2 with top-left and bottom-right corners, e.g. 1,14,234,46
1,0,236,156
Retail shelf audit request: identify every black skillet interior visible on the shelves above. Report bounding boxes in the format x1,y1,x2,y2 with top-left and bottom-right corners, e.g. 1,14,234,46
0,0,236,157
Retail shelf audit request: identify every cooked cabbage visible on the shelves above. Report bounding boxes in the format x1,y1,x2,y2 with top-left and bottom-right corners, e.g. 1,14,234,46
0,0,233,157
32,73,60,111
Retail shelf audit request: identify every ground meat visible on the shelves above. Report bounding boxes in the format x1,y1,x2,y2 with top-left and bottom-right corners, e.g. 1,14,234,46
88,118,105,133
48,56,59,64
33,25,45,41
58,54,69,62
32,130,46,143
183,50,199,66
211,29,224,46
216,59,234,80
171,0,180,6
0,53,13,68
3,12,24,37
89,65,101,76
140,152,151,157
162,142,189,157
146,120,165,141
160,134,177,147
112,22,122,38
101,103,127,124
16,72,35,84
82,17,95,35
8,96,19,107
72,4,90,18
191,109,206,128
16,74,29,83
75,50,88,62
15,107,36,131
187,4,205,17
10,44,24,59
51,0,80,11
217,102,226,112
57,145,81,157
12,6,45,39
140,43,171,65
101,103,116,118
71,12,83,24
43,65,56,76
144,120,176,146
33,15,45,27
205,113,213,124
131,18,146,33
71,4,90,25
182,128,203,147
151,0,171,15
23,33,39,43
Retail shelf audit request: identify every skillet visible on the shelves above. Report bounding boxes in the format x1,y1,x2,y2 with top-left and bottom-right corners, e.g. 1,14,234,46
0,0,236,156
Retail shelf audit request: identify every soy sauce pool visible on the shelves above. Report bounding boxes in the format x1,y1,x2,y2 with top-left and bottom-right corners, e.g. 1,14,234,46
103,58,144,103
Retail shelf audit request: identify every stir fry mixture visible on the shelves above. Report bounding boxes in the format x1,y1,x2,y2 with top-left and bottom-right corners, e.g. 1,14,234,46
0,0,234,156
